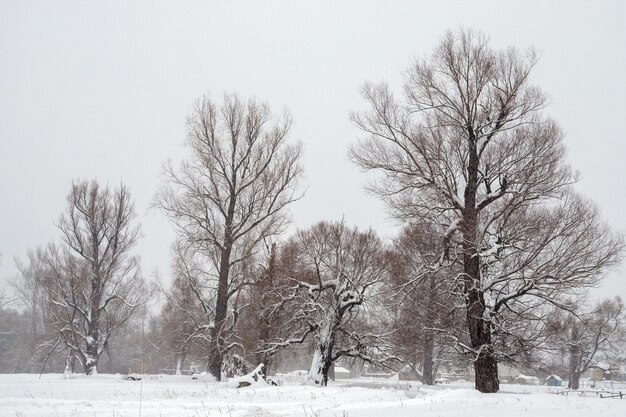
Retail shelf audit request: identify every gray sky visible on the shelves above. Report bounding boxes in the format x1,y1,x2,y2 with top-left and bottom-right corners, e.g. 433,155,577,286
1,0,624,302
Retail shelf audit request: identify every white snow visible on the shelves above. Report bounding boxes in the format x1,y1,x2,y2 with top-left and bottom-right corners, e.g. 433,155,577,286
226,364,267,388
1,374,625,417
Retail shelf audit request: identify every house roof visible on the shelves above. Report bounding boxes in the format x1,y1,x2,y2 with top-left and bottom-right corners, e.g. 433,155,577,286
592,362,611,371
545,374,562,381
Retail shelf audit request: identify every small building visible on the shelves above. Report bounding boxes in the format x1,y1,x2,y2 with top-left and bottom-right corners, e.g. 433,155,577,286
588,363,611,381
334,366,351,380
545,374,563,387
513,374,540,385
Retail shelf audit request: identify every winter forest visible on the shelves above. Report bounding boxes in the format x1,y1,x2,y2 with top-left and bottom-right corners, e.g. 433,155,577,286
1,5,626,416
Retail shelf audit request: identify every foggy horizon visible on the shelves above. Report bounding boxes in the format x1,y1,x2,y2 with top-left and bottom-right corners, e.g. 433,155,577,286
1,0,624,303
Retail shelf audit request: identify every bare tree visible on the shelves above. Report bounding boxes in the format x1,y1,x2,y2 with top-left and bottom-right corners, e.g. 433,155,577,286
0,290,13,311
249,242,282,371
261,221,397,386
0,302,29,372
232,241,294,374
155,93,303,380
548,297,625,389
350,28,623,392
12,249,49,346
0,255,11,310
158,240,215,374
38,180,148,375
9,248,53,370
389,223,460,385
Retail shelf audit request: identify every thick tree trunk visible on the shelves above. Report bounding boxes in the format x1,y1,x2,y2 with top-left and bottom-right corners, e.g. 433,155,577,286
84,312,100,375
569,371,581,390
207,197,237,381
309,321,336,386
463,132,499,393
474,350,499,393
208,242,233,381
309,343,334,386
422,330,434,385
569,347,582,389
465,278,499,392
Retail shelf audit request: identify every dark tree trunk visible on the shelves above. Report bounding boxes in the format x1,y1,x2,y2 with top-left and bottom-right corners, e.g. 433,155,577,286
422,330,434,385
208,242,233,381
569,346,582,389
207,193,238,381
422,275,436,385
463,131,499,393
464,253,499,392
569,371,581,390
85,301,100,372
474,353,499,393
320,344,335,386
256,318,272,375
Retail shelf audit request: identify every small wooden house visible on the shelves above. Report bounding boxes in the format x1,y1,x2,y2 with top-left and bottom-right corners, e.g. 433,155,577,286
545,374,562,387
334,366,351,380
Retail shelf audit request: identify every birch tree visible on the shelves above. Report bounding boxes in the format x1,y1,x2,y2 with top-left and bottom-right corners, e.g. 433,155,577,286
351,28,623,392
155,93,302,380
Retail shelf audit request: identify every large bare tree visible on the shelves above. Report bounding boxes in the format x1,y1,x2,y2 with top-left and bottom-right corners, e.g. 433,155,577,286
155,93,303,380
261,221,397,386
38,180,148,375
351,29,623,392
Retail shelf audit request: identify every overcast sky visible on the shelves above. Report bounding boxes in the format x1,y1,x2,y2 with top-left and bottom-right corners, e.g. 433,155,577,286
1,0,624,302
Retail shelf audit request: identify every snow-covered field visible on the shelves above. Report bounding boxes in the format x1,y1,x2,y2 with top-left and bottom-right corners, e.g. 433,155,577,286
1,374,625,417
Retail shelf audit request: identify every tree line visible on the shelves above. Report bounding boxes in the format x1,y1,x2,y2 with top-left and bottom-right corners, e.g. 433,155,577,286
1,29,624,393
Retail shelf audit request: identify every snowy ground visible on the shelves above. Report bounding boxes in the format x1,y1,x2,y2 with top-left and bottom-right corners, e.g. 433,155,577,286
1,374,625,417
